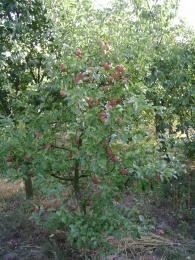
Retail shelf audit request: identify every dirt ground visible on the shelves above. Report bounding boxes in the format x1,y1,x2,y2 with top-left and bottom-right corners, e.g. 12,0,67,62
0,178,195,260
0,180,85,260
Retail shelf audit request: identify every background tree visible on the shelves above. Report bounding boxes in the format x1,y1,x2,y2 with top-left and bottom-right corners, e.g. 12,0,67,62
0,0,52,116
0,0,53,198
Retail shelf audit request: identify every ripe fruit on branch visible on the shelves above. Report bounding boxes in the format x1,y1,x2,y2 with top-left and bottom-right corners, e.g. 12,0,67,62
59,63,65,72
123,75,129,81
112,73,121,79
100,111,108,122
74,72,84,84
108,73,121,83
108,98,121,110
111,155,120,162
115,64,125,73
108,104,113,110
34,207,40,213
109,98,121,107
106,147,113,157
110,99,118,106
60,90,67,97
103,62,112,70
92,175,101,185
75,49,82,58
45,143,51,150
120,168,128,176
158,229,165,235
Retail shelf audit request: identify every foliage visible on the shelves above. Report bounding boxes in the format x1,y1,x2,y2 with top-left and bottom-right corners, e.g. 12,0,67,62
0,0,52,115
0,0,194,250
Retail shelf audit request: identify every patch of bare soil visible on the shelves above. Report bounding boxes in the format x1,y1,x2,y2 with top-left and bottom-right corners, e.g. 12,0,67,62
0,180,82,260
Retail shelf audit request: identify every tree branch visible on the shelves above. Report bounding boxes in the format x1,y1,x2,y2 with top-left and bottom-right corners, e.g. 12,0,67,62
50,172,73,182
51,144,73,153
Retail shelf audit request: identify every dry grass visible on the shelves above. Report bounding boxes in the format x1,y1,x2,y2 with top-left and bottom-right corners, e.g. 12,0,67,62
105,233,177,260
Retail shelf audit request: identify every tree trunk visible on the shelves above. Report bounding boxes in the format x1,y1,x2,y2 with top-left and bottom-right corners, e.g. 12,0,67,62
24,175,33,199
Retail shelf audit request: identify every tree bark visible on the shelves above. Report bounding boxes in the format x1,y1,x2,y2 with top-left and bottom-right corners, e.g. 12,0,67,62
24,174,33,199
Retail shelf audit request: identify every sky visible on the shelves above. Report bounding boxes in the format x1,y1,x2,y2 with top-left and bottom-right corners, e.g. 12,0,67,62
178,0,195,29
94,0,195,29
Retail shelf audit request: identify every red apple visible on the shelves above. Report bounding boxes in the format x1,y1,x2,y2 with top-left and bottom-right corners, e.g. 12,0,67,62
123,75,129,81
74,72,84,84
100,111,108,122
45,143,51,150
106,147,113,157
120,168,128,176
34,207,40,213
92,175,101,185
75,49,82,58
103,62,112,70
115,64,125,73
60,90,66,97
158,229,165,235
108,104,113,110
112,73,121,79
110,99,117,106
60,63,65,72
109,98,121,110
108,73,121,83
111,155,120,162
